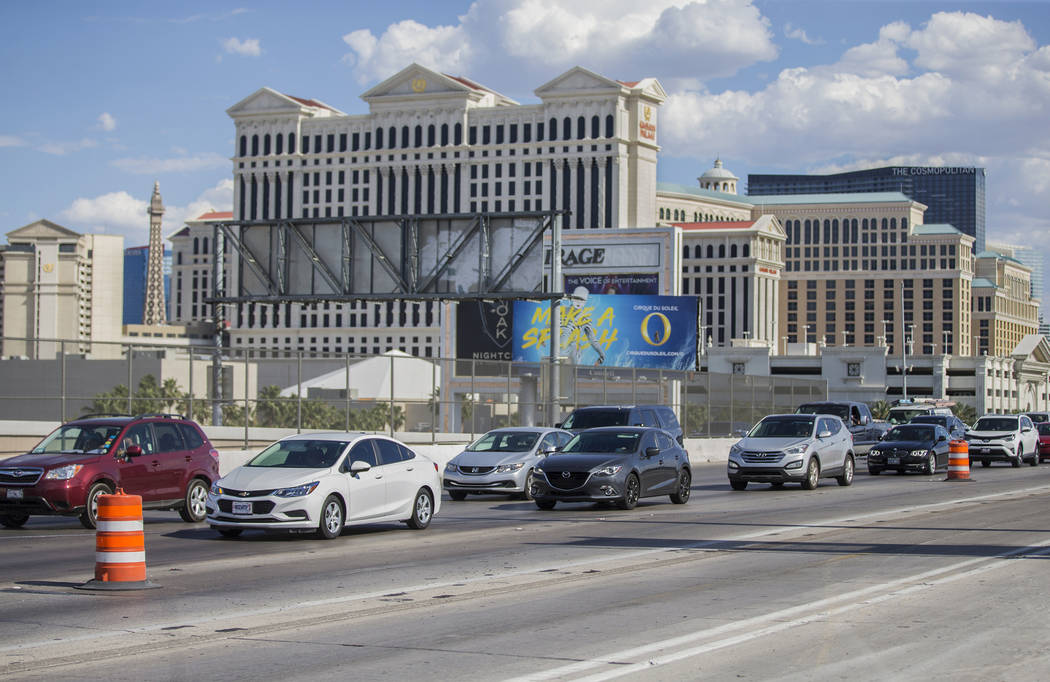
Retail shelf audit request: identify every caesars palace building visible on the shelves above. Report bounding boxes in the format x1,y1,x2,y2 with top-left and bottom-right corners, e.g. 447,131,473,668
169,62,1037,366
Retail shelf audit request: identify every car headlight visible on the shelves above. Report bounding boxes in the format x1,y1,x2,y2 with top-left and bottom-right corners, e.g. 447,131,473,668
784,459,804,469
911,449,929,457
727,460,739,469
495,462,525,473
783,443,809,456
273,481,319,498
210,482,224,495
444,462,458,473
592,465,622,476
45,464,83,480
535,466,544,475
729,444,743,456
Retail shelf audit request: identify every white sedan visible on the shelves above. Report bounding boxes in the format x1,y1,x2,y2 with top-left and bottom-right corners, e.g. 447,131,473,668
206,432,441,539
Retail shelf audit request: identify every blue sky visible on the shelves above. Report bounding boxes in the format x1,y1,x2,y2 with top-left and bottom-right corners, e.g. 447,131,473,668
2,1,1049,297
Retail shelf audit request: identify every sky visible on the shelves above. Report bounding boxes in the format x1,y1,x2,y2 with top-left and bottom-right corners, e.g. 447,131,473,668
2,0,1049,299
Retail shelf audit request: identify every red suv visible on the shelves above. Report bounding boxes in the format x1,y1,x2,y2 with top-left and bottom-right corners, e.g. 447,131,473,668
1037,422,1050,463
0,413,219,529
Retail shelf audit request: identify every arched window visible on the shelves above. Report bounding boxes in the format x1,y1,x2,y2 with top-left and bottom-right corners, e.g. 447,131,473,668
202,237,209,254
251,134,259,156
376,128,384,149
682,245,689,259
454,123,462,145
706,245,714,258
275,134,283,155
549,117,557,140
388,126,396,148
288,133,295,154
719,244,726,258
263,134,271,155
193,237,199,255
562,117,571,141
239,136,247,157
658,208,664,220
742,244,750,258
730,244,738,258
605,114,614,137
890,217,897,229
401,126,410,148
590,115,599,138
427,124,435,147
414,125,422,148
577,116,585,139
440,123,448,146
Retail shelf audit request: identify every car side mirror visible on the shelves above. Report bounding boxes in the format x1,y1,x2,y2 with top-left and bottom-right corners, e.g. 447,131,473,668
644,447,660,458
937,435,947,442
349,460,372,474
554,422,563,429
125,445,143,457
818,430,832,439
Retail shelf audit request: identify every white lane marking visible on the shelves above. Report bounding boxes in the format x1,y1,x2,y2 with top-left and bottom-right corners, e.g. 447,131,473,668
1,482,1049,655
561,541,1050,682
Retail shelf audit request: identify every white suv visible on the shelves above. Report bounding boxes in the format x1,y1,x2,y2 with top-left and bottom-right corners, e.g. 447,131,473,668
964,414,1040,468
727,414,855,490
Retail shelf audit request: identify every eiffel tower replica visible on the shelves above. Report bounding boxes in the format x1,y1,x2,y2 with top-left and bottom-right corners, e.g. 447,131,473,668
142,181,167,326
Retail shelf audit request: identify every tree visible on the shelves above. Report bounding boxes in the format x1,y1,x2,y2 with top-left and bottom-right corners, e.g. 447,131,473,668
870,400,891,420
952,402,978,425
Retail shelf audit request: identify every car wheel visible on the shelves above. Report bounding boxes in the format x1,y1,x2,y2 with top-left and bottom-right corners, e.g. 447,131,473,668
0,513,30,529
178,479,209,523
316,495,344,539
535,499,556,510
670,469,691,504
837,456,855,486
1013,446,1023,468
801,458,820,490
1029,446,1039,467
868,467,882,476
406,488,433,530
617,473,640,510
215,527,242,539
729,480,748,491
448,491,467,501
981,460,991,468
79,482,113,529
925,453,937,476
518,470,535,501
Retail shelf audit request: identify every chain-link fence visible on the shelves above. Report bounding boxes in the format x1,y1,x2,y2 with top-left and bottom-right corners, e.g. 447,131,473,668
0,337,826,444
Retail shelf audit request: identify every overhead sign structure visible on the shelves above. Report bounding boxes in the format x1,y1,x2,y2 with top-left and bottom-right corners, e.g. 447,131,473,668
512,294,699,370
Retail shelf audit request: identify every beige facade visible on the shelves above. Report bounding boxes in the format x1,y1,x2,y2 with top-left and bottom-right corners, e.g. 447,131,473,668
0,220,123,358
972,251,1039,357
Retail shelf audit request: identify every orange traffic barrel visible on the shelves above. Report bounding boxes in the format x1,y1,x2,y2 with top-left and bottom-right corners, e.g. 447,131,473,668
946,440,973,482
77,489,159,590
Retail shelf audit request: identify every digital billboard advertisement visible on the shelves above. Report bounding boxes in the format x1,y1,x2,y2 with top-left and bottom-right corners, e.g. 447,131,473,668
564,273,659,295
512,295,699,370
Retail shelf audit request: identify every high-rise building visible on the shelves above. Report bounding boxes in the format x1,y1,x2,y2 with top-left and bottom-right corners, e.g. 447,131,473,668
0,220,123,358
747,166,986,252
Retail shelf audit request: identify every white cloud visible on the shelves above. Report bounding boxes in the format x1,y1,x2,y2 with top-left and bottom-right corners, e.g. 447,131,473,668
784,22,823,46
97,112,116,131
223,37,261,57
342,0,777,85
38,138,99,155
0,135,27,147
163,179,235,235
111,152,228,174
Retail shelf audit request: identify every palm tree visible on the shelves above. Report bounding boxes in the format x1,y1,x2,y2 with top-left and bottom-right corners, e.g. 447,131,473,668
870,399,892,420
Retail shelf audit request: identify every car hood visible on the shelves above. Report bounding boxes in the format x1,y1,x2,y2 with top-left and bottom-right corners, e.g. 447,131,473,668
452,451,535,467
734,437,811,451
872,439,933,451
539,453,625,470
219,465,330,490
966,430,1017,440
1,452,103,468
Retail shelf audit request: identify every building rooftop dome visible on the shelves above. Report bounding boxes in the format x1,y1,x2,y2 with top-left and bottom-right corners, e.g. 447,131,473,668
700,158,738,181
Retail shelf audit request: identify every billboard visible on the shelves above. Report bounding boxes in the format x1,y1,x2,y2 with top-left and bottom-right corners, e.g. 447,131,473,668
512,295,698,370
564,273,659,295
455,300,514,361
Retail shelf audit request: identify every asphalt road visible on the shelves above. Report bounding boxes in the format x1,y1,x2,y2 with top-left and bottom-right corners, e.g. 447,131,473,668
2,461,1050,681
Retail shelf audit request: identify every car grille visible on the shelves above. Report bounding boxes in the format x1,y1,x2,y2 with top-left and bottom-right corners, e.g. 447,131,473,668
740,451,783,463
221,488,275,498
545,471,589,490
217,499,276,514
459,466,495,476
0,467,44,486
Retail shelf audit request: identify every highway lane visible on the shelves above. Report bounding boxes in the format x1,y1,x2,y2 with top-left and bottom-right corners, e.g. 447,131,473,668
2,461,1050,680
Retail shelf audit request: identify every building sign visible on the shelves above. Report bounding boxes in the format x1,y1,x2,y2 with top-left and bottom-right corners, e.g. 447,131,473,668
545,243,661,269
455,300,514,361
565,273,659,295
892,167,976,176
639,104,656,140
512,295,698,370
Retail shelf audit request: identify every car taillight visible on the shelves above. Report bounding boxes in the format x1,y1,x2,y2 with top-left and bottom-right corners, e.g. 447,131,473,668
209,449,220,463
433,462,439,472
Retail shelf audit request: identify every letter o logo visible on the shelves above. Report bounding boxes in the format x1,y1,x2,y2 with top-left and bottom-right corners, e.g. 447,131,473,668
640,313,671,346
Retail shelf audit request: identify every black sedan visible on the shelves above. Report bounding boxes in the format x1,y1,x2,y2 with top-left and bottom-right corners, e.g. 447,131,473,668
867,424,951,475
531,427,691,510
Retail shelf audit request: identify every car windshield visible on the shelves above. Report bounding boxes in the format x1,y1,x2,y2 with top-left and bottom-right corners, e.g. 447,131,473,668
562,409,628,429
31,423,124,455
1027,414,1049,423
795,404,848,419
748,418,815,439
248,440,349,468
911,416,948,427
887,408,927,425
972,417,1019,432
467,431,539,452
883,425,933,441
563,430,640,454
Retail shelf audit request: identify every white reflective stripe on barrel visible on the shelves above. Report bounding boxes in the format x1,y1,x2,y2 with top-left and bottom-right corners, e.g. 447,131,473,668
95,551,146,564
96,520,144,532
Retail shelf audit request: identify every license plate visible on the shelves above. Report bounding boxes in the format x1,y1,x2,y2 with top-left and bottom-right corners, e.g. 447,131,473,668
979,448,990,454
5,488,22,500
887,457,900,465
232,501,252,515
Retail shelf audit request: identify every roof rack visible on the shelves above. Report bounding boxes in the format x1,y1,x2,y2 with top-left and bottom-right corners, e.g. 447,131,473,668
133,413,188,420
78,413,134,419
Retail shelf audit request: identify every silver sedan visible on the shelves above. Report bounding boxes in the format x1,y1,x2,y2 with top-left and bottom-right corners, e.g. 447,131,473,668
443,427,573,501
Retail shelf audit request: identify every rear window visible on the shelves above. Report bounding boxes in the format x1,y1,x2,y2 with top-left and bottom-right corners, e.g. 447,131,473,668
562,409,629,429
178,423,205,449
